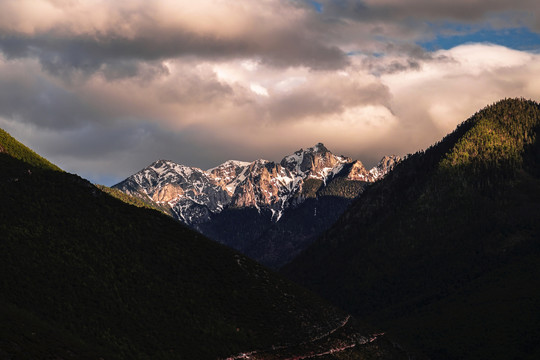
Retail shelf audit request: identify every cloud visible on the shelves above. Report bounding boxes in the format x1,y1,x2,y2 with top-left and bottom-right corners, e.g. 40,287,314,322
316,0,540,48
0,57,99,129
320,0,538,24
0,1,539,185
379,44,540,152
2,42,540,183
265,71,391,122
0,0,349,78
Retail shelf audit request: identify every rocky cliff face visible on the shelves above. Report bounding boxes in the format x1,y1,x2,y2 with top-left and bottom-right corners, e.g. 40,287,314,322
113,144,400,225
114,159,231,224
229,160,298,219
281,143,351,181
206,160,251,194
346,155,401,182
370,155,401,179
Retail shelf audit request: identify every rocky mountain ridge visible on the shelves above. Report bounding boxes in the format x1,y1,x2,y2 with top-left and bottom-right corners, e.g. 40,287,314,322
114,143,400,225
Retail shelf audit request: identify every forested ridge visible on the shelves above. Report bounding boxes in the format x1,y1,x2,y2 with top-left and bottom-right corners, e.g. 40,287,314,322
285,98,540,360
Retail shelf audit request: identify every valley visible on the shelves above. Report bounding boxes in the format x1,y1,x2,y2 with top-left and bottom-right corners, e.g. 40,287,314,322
2,98,540,359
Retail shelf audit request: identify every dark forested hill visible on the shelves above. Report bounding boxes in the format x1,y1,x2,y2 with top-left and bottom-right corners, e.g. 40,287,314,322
0,129,407,359
284,98,540,360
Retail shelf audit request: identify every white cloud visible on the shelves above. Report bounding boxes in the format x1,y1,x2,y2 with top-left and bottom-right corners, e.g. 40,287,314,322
0,1,539,184
3,42,540,183
380,43,540,150
250,83,269,97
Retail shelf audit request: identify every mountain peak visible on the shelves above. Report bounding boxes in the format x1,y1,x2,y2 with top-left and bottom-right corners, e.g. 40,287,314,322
150,159,178,168
206,159,251,173
366,155,401,180
292,142,329,156
252,158,270,166
146,159,204,178
309,142,329,153
281,143,350,180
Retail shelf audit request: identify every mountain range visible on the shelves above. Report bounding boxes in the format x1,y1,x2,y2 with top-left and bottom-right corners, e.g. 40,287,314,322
113,143,399,267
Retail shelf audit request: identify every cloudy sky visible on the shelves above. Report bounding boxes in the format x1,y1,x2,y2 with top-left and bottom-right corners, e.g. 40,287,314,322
1,0,539,185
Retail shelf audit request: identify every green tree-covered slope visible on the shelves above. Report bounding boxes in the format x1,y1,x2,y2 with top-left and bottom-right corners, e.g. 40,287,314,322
0,129,407,359
0,128,61,171
284,98,540,360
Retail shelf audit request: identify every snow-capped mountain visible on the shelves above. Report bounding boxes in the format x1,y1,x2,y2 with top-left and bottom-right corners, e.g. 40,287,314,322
113,144,400,225
281,143,351,182
206,160,251,194
228,159,298,220
114,159,230,224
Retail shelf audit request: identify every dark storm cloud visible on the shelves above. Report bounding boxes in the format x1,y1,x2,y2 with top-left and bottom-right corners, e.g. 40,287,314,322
0,13,349,79
0,61,98,129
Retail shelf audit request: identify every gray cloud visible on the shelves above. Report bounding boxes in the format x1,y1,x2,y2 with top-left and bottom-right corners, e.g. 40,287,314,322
320,0,538,23
267,79,391,121
0,61,98,129
0,1,539,186
315,0,540,47
0,2,350,79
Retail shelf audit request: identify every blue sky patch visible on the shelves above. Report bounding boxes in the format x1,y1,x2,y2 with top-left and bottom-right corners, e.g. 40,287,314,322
306,0,323,13
420,26,540,52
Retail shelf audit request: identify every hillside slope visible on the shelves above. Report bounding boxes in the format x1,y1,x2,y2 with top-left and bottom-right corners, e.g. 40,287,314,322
0,128,61,171
284,98,540,360
0,129,407,359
